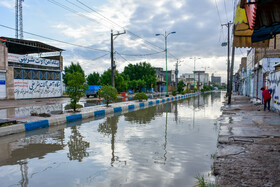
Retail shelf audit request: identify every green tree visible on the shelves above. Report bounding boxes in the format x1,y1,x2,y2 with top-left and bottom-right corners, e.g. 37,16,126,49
66,72,88,111
177,80,185,93
100,69,111,86
98,85,118,107
87,72,100,85
115,72,128,92
63,62,85,86
99,69,127,92
136,79,146,92
123,62,156,89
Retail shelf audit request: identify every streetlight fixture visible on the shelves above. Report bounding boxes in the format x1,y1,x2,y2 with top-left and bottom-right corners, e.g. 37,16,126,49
155,31,176,97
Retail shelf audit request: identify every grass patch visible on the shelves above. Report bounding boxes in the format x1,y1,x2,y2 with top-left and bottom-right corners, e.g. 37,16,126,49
193,174,218,187
0,122,15,127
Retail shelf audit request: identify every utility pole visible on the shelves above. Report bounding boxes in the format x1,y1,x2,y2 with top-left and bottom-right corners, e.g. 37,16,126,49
197,71,200,91
228,46,235,104
221,21,232,97
174,59,182,90
110,30,126,88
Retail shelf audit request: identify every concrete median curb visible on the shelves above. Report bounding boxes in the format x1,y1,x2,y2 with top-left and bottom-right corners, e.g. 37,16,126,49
0,92,201,137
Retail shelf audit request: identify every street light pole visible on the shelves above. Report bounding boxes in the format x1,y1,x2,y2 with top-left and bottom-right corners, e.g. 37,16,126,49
156,31,176,97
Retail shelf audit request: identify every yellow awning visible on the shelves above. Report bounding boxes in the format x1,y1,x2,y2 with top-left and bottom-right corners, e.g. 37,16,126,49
233,1,269,48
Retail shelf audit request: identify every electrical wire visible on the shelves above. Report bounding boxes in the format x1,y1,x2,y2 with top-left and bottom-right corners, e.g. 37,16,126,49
81,53,110,65
224,0,228,22
116,50,164,57
214,0,222,25
0,24,110,52
115,51,131,63
57,0,174,55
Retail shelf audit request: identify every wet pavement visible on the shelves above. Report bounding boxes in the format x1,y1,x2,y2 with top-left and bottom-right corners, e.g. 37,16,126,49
0,92,224,187
214,95,280,186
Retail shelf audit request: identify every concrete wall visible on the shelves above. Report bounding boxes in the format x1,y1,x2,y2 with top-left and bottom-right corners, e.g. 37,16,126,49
6,66,15,99
267,70,280,112
0,42,8,99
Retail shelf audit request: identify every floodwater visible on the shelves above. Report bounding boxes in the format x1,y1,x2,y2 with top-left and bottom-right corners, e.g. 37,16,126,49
0,91,225,187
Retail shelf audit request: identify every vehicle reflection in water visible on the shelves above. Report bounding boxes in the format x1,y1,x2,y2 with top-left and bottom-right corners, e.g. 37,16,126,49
0,91,225,187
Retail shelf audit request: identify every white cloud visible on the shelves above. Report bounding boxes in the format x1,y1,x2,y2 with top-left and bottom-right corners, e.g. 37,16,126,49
0,0,14,9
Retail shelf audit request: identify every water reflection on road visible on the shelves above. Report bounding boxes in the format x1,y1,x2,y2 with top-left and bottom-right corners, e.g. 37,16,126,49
0,91,224,187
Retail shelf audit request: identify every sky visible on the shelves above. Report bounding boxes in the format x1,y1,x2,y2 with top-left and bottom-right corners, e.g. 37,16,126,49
0,0,248,83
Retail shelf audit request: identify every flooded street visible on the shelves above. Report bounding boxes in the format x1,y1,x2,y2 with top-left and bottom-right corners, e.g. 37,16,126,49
0,91,225,187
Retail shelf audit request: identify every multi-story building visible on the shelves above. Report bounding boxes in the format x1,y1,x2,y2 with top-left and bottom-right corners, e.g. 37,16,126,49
211,73,221,86
181,71,209,89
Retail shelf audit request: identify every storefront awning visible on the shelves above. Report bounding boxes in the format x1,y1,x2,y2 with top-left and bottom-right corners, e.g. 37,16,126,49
233,1,269,48
251,0,280,44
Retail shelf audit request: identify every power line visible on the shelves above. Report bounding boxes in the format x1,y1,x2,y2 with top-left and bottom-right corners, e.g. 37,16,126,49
81,53,110,65
214,0,222,25
116,50,164,57
0,24,110,52
224,0,228,22
75,0,124,30
115,51,131,63
61,0,173,55
74,0,164,52
47,0,113,30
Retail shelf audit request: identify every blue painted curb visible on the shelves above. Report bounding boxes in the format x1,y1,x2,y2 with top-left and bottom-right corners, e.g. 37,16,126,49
139,102,145,108
66,114,82,123
94,110,106,117
25,120,49,131
128,104,135,110
149,101,153,106
114,107,122,113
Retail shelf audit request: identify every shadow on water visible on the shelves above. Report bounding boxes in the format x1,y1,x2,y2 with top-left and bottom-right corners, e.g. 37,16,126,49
0,91,225,187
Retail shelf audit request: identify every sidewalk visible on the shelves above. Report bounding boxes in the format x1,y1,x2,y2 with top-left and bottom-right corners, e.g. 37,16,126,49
214,95,280,186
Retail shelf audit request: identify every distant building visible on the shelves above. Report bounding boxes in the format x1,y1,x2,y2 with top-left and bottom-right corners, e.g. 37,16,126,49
154,68,175,92
181,71,209,89
0,37,64,99
211,74,221,86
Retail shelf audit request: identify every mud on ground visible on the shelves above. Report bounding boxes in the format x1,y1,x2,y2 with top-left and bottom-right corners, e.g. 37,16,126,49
214,95,280,187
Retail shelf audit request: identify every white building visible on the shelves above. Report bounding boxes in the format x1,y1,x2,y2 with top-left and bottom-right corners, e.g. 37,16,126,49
0,37,64,99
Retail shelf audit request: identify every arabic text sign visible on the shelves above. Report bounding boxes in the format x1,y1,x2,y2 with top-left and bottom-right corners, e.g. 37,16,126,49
8,53,60,67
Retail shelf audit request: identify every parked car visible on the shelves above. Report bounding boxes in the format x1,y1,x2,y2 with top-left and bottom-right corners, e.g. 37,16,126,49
85,85,101,98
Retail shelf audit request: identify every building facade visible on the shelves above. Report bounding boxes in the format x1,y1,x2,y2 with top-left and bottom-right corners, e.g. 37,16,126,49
0,37,63,99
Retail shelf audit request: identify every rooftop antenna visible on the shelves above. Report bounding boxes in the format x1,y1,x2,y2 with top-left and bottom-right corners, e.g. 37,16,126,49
15,0,24,39
15,0,18,38
19,0,24,39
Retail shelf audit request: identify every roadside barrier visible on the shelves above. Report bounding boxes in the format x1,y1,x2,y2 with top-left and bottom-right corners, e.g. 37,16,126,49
0,92,201,137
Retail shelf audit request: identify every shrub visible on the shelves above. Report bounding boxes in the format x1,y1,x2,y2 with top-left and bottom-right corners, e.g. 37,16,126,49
134,92,148,101
98,85,118,107
172,89,177,96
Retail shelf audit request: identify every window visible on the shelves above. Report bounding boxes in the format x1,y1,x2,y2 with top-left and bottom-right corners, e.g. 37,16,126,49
47,72,54,80
14,69,23,79
33,71,40,80
54,72,60,80
24,70,32,79
41,71,47,80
